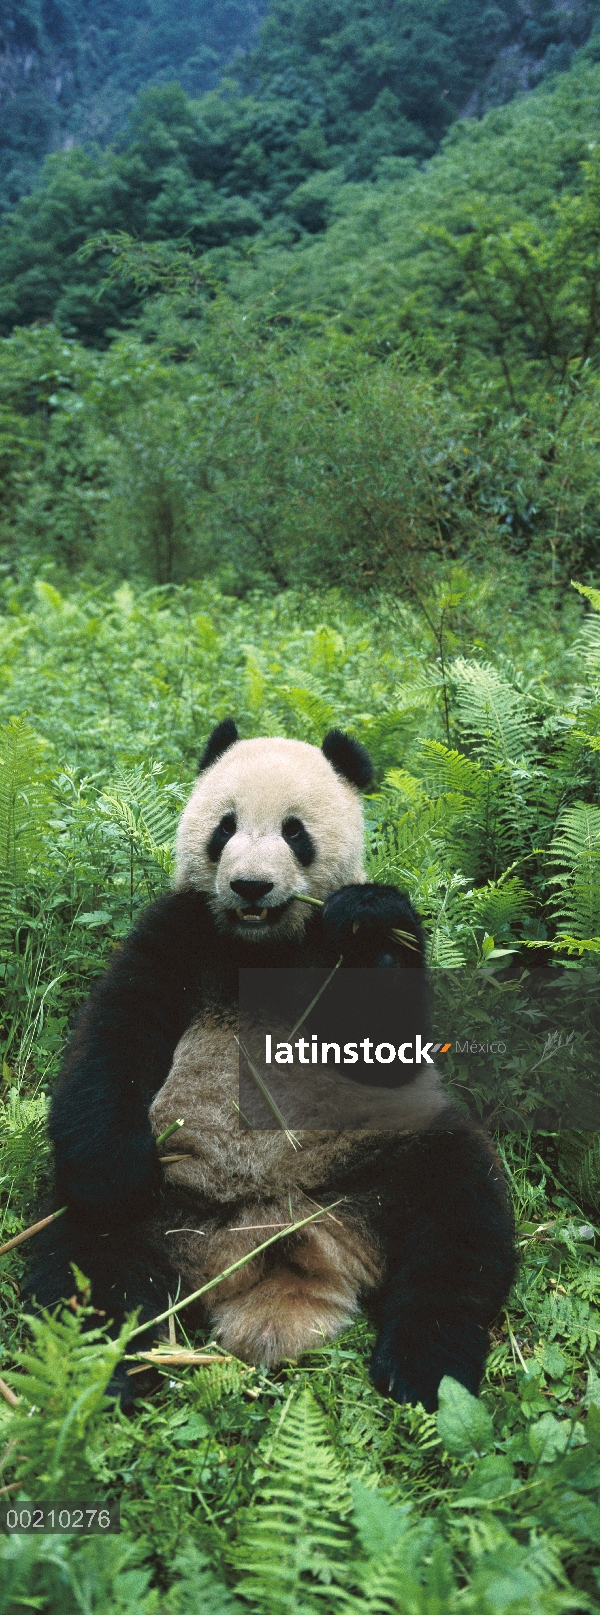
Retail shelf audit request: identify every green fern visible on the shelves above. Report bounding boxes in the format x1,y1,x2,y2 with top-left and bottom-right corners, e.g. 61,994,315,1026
100,763,185,876
345,1481,453,1615
232,1388,351,1612
451,659,536,765
0,1089,50,1198
367,795,467,884
191,1357,248,1411
281,684,337,743
548,803,600,939
164,1547,244,1614
3,1299,133,1500
419,739,485,800
465,875,533,938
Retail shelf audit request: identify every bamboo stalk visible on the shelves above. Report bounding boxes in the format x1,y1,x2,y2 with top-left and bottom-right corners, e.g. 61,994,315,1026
0,1206,67,1259
128,1351,234,1367
155,1119,184,1148
288,955,343,1038
128,1199,345,1341
235,1033,301,1149
0,1379,19,1408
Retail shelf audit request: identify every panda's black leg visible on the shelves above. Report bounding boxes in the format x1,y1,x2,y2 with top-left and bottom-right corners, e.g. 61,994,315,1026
28,1212,172,1408
369,1124,516,1412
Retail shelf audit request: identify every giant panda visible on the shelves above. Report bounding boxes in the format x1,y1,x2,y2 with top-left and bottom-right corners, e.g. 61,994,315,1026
30,722,515,1410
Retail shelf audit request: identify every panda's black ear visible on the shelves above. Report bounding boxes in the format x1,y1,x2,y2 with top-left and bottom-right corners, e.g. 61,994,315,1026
198,719,239,772
322,729,374,790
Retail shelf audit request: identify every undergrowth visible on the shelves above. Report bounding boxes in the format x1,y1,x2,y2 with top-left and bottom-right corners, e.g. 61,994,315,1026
0,576,598,1610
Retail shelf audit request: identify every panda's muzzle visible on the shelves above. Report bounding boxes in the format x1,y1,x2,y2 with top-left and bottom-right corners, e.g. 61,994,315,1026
229,878,286,926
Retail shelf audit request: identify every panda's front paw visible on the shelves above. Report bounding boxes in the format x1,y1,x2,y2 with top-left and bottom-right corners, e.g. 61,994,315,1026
370,1320,486,1412
322,884,424,966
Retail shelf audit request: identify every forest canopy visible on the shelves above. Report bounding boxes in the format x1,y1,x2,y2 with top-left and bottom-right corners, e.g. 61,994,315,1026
1,40,600,592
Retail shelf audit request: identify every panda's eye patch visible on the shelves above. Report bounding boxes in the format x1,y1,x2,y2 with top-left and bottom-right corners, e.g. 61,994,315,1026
282,817,315,868
207,813,237,863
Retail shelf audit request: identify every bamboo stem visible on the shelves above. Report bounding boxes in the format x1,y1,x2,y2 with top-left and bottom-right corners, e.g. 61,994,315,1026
0,1206,67,1259
235,1034,301,1149
155,1119,184,1148
128,1200,345,1341
0,1379,19,1408
128,1351,234,1367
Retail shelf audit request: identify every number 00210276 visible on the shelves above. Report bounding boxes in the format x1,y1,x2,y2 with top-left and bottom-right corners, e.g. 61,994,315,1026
0,1503,120,1533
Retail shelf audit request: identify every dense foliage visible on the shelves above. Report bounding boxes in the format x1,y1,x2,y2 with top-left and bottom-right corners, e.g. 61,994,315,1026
1,0,595,220
1,50,600,595
0,0,268,212
0,581,599,1608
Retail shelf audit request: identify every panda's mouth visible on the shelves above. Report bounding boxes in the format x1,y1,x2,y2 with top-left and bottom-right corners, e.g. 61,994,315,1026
232,901,290,927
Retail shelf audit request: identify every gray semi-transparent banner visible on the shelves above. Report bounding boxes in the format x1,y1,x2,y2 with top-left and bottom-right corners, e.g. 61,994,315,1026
238,967,600,1131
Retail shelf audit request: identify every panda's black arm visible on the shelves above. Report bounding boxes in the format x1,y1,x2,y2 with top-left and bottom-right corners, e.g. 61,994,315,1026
368,1122,516,1411
48,889,212,1221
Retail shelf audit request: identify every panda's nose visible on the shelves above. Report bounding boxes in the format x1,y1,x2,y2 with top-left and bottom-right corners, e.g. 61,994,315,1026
230,879,274,901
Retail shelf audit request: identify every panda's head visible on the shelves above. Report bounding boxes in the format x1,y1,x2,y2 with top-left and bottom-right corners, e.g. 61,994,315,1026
174,720,373,941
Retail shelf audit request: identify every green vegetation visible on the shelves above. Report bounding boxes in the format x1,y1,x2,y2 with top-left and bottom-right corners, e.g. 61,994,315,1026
0,0,269,213
1,0,595,221
0,582,599,1607
1,6,600,1609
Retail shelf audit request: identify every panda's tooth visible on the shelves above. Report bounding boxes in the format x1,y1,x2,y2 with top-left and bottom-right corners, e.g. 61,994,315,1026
259,908,267,920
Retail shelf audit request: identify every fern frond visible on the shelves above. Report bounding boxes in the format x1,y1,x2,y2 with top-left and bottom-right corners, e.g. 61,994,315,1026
165,1547,244,1614
346,1482,453,1614
384,769,427,807
100,764,185,875
281,685,337,742
367,795,467,883
451,659,536,765
191,1358,247,1411
3,1302,133,1500
571,584,600,683
558,1130,600,1214
548,803,600,939
419,739,485,800
0,1090,50,1197
465,876,533,937
232,1388,351,1611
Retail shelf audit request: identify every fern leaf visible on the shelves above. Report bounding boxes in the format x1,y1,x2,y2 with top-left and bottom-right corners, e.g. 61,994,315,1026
232,1388,351,1612
451,659,536,765
419,739,485,800
3,1302,133,1500
0,1090,50,1198
558,1131,600,1214
549,803,600,939
367,796,467,884
165,1547,244,1614
466,876,533,937
346,1482,453,1614
282,685,337,742
100,764,185,876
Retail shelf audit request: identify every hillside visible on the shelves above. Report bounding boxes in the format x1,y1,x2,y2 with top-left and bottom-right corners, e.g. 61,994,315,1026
0,0,597,220
0,0,269,212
